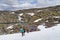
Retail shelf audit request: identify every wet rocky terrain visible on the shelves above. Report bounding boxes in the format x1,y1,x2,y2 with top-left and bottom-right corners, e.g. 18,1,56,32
0,5,60,35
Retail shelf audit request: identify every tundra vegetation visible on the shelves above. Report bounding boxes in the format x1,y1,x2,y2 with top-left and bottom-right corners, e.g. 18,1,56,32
0,5,60,34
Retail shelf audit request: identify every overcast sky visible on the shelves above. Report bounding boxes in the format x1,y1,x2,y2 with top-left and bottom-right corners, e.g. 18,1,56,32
0,0,60,11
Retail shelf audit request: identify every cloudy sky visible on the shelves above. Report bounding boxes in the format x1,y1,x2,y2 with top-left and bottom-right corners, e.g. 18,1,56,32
0,0,60,11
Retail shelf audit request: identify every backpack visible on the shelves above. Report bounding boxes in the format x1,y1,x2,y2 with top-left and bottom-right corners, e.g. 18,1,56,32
20,28,25,33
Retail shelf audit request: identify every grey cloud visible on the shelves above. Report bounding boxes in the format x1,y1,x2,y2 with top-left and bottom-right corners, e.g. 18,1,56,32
0,0,60,11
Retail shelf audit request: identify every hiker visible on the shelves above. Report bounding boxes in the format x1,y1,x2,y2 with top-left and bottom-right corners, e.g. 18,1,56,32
25,26,29,33
20,27,25,36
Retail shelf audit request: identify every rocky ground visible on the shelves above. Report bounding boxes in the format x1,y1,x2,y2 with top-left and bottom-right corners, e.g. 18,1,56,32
0,5,60,35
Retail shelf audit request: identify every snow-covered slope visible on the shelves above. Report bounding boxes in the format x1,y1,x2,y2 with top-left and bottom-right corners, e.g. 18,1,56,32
0,24,60,40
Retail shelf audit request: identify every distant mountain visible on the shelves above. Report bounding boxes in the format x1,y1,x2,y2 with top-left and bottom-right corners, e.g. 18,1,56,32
15,5,60,12
0,5,60,11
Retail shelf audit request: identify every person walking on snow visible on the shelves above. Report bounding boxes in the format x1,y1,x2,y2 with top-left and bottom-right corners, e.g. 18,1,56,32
20,27,25,36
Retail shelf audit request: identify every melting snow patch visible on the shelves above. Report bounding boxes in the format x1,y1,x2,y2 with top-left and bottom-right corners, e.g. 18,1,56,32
27,13,34,16
53,16,60,18
15,24,18,25
37,10,43,12
7,25,13,29
19,13,23,16
45,20,49,22
18,16,22,21
34,18,43,22
11,12,15,14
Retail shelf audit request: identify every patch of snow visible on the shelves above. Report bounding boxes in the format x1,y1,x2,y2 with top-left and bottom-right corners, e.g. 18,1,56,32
7,25,13,29
37,10,43,12
38,25,46,31
34,18,43,22
11,12,15,14
19,13,23,16
27,13,35,16
18,16,22,21
53,16,60,18
15,24,18,25
45,20,49,22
